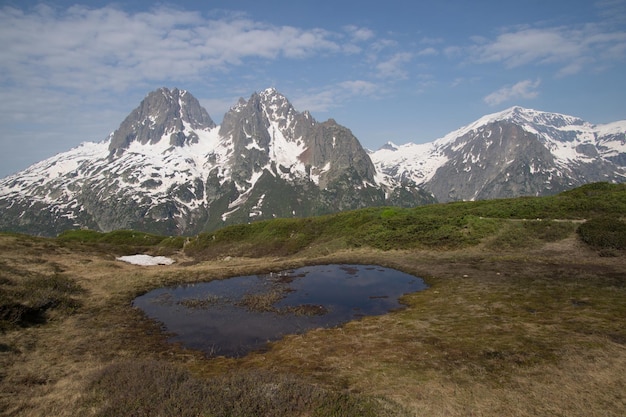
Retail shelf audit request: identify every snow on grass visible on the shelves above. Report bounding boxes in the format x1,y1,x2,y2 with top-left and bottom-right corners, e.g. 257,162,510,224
117,254,175,266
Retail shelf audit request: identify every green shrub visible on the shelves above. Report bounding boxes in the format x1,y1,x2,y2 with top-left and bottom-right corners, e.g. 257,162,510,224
56,229,104,243
577,216,626,249
57,229,168,246
486,220,577,250
57,229,180,254
183,183,626,258
97,230,166,246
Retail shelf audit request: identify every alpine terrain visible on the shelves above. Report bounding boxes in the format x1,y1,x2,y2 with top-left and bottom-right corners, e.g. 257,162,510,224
1,88,625,237
371,106,626,202
0,87,432,236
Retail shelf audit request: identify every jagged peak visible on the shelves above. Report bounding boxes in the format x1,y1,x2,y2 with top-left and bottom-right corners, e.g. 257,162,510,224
261,86,279,95
259,87,282,99
379,141,399,151
254,88,298,125
231,97,248,111
149,87,189,102
108,87,215,156
257,87,291,107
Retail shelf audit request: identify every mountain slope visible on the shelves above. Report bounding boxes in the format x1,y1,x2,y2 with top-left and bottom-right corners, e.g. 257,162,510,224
0,88,433,236
371,106,626,202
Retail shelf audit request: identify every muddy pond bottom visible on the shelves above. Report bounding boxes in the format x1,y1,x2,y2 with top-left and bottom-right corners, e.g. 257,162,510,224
133,264,426,357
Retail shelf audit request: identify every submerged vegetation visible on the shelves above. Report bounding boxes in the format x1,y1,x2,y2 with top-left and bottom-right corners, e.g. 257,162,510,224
1,182,625,416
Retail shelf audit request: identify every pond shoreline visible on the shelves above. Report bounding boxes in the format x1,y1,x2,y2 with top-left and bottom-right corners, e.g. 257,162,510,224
133,264,426,357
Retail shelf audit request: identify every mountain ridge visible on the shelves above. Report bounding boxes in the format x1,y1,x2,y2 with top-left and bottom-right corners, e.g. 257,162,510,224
371,105,626,202
0,88,624,236
0,87,433,236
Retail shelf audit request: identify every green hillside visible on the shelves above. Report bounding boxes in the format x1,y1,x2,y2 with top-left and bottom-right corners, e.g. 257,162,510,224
55,182,626,257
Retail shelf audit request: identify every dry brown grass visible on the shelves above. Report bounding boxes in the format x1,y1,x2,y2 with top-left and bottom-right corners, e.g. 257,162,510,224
1,230,625,416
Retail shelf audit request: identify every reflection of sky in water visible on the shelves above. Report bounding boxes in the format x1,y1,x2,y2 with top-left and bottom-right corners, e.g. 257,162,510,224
133,264,426,357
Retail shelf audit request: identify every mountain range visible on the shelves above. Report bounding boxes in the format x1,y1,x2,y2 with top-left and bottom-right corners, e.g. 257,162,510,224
0,87,624,236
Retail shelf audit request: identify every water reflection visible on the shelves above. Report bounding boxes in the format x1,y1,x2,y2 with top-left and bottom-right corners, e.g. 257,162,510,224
133,264,426,357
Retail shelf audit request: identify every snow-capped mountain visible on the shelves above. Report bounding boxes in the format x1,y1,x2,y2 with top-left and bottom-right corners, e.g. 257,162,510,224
0,87,432,236
371,106,626,202
1,89,624,237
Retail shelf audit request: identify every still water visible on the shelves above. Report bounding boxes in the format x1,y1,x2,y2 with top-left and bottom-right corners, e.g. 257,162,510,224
133,264,426,357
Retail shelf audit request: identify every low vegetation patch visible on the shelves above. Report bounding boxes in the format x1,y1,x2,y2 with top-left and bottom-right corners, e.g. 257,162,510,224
85,360,407,417
577,215,626,250
0,261,83,330
186,183,626,259
237,287,329,316
486,219,578,250
57,229,185,254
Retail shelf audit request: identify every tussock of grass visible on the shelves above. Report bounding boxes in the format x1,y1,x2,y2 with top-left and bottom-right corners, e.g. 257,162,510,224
85,360,408,417
236,287,330,316
0,261,83,330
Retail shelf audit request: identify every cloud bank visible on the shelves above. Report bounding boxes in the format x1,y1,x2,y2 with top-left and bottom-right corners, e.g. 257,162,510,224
0,5,343,93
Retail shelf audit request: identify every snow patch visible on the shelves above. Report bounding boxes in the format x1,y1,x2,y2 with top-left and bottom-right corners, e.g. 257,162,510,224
117,254,175,266
370,141,449,186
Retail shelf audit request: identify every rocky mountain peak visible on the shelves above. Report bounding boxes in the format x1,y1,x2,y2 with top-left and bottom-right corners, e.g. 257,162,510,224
471,106,587,137
257,88,298,126
108,87,215,157
378,142,399,151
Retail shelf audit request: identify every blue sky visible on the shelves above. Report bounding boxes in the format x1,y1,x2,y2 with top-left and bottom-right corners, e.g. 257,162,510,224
1,0,625,177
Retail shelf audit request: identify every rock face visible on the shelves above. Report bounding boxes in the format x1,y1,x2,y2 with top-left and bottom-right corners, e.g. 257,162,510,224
0,87,433,236
371,106,626,202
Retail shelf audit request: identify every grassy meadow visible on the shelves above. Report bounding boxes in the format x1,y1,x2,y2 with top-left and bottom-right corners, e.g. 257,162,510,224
1,182,625,416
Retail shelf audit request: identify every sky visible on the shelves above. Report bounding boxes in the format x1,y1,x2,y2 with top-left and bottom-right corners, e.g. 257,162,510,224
1,0,625,178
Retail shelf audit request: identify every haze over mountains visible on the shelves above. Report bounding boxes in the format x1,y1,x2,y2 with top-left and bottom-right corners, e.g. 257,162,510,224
0,87,624,236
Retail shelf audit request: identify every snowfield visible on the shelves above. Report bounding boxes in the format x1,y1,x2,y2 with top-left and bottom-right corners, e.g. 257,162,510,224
117,254,175,266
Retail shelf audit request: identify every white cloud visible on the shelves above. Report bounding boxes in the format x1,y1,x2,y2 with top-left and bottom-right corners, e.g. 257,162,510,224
484,79,541,106
443,46,463,58
417,47,438,56
0,5,342,93
292,80,380,112
376,52,413,79
370,39,398,53
473,28,580,67
595,0,626,24
338,80,379,96
470,24,626,75
344,25,375,42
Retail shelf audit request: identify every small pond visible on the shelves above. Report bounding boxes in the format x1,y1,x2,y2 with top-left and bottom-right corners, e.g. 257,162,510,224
133,264,426,357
